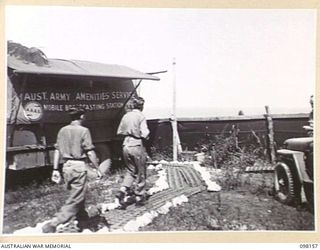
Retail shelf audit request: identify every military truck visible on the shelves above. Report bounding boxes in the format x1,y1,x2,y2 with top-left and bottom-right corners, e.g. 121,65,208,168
274,137,314,211
6,42,159,173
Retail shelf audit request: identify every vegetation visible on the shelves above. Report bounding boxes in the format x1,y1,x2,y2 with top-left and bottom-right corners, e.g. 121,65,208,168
2,133,314,233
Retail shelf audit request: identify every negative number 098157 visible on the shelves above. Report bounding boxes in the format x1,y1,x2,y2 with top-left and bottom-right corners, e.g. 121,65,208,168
300,244,318,248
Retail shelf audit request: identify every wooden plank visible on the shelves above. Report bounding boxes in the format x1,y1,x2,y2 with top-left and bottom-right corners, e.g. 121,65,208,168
245,166,275,172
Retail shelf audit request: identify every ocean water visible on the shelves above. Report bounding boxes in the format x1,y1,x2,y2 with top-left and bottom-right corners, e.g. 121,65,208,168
143,106,310,119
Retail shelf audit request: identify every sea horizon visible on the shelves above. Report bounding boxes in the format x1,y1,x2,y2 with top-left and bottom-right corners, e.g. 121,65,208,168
143,106,310,119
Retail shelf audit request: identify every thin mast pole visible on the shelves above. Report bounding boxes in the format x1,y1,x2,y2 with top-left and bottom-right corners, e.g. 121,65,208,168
172,58,178,161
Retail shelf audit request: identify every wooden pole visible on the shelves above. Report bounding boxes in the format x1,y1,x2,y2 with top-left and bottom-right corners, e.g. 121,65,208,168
265,105,276,163
172,58,178,161
171,58,182,161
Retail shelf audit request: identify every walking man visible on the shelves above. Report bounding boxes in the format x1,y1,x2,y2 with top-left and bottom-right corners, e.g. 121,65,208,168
116,96,150,208
42,107,101,233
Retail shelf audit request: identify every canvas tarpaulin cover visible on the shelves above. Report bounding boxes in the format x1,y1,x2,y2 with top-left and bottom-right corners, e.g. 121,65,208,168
7,55,159,125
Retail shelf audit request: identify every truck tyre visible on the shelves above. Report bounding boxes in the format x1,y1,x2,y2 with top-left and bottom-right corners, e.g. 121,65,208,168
99,158,112,176
95,144,112,176
274,163,295,205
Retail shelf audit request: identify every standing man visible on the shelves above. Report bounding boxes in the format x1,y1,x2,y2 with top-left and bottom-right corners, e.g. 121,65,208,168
116,96,150,208
42,107,101,233
309,94,314,129
303,95,314,136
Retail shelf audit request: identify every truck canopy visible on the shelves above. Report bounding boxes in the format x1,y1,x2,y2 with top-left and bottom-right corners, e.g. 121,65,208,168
8,55,160,81
6,42,161,170
7,53,159,126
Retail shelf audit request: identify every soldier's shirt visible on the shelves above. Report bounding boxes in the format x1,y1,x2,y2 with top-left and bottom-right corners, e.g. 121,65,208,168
55,120,95,159
117,109,150,146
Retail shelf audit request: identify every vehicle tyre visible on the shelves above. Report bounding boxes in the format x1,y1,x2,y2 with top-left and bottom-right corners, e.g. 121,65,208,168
95,144,112,176
99,158,112,176
274,163,296,205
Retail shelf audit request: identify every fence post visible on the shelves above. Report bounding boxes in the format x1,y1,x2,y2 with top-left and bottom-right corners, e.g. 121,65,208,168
171,58,182,161
265,106,276,164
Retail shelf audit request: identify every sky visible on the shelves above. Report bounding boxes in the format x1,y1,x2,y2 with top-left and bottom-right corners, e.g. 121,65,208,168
5,6,316,118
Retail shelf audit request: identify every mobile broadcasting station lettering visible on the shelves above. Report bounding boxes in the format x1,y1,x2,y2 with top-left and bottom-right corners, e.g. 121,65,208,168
22,91,131,114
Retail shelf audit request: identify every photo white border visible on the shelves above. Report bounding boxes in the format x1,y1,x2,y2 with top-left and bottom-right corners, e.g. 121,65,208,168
0,0,319,243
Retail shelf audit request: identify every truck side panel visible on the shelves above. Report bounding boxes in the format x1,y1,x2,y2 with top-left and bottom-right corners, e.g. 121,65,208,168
7,74,135,170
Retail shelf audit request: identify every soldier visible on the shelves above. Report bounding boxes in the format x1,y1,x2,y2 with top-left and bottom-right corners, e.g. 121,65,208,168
116,96,150,209
42,107,101,233
303,95,314,137
309,95,314,128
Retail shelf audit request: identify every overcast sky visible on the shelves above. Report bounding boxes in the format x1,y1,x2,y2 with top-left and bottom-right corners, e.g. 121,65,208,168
5,6,316,118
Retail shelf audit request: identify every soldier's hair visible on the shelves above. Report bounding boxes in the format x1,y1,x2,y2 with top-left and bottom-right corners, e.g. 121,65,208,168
132,96,145,110
68,107,85,120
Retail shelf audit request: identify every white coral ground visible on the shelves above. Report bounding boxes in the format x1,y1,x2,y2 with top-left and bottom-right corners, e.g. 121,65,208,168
118,195,189,232
12,160,219,234
147,164,169,195
192,162,221,191
13,220,51,235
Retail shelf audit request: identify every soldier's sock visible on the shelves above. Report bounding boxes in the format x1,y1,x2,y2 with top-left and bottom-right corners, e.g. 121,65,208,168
135,195,147,207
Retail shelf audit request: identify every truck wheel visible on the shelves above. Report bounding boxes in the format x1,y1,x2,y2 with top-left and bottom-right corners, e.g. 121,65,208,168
274,163,295,205
99,158,112,175
95,144,112,176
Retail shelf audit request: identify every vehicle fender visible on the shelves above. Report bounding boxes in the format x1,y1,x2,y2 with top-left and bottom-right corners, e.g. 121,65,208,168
277,149,312,183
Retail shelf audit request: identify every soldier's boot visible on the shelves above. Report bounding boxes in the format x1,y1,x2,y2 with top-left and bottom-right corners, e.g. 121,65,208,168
135,194,147,207
42,222,56,233
116,190,127,210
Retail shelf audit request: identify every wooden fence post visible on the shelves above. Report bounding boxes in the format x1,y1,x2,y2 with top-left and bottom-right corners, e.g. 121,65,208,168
171,58,182,161
265,106,276,164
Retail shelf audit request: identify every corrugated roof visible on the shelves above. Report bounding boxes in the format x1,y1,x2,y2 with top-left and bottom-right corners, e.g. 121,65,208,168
7,55,160,81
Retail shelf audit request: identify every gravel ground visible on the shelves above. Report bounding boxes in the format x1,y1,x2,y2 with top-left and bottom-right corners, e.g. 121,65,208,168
140,188,314,231
2,164,315,234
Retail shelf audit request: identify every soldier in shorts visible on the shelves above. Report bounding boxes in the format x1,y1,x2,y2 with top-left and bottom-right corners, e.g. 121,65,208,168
116,97,150,209
42,107,101,233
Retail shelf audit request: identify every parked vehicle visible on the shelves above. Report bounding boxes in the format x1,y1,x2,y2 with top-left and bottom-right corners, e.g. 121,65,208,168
6,42,159,172
274,136,314,210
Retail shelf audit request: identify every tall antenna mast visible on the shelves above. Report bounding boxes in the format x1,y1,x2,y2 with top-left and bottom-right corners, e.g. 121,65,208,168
171,58,182,161
172,58,178,161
